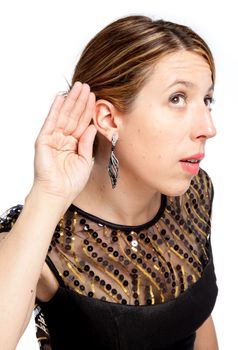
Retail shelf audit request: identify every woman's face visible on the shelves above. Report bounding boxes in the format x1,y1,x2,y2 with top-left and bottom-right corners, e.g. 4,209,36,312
117,50,216,196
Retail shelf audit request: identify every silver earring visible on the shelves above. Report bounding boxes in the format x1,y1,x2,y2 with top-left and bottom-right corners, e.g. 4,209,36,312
107,134,119,189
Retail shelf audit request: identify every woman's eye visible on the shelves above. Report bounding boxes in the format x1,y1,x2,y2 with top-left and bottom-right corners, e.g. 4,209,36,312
169,93,186,107
204,96,215,110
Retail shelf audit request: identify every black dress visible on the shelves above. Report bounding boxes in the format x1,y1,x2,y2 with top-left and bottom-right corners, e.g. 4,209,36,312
0,168,218,350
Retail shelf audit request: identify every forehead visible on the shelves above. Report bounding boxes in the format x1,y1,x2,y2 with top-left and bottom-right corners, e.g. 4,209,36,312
151,50,212,86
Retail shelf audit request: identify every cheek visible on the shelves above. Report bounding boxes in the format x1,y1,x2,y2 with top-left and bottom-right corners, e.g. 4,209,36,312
140,127,176,161
120,107,181,163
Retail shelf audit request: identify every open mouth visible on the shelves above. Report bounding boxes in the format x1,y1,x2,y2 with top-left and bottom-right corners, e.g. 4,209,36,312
179,153,204,175
180,160,200,164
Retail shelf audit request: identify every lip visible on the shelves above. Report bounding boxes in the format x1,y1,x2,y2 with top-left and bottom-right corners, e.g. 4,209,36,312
179,153,205,175
180,153,205,161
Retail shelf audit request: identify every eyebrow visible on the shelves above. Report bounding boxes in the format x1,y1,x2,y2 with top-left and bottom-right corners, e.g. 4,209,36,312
166,80,214,93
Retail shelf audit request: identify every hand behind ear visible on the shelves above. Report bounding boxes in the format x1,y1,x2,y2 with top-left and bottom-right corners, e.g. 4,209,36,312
32,82,97,203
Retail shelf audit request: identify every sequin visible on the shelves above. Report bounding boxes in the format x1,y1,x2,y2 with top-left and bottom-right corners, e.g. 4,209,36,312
12,165,212,339
131,240,138,247
187,275,193,282
119,274,124,281
108,265,114,271
106,284,111,290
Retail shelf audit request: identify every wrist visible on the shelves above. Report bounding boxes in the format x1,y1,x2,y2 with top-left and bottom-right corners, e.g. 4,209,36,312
25,184,70,217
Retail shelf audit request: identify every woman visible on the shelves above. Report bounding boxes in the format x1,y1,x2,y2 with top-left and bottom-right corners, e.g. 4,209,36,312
0,15,218,349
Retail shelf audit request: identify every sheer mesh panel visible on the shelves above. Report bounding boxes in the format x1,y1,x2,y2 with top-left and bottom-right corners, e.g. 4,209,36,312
0,167,214,349
47,168,213,306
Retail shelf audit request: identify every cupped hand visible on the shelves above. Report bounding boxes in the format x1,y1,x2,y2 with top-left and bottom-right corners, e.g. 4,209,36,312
32,82,97,203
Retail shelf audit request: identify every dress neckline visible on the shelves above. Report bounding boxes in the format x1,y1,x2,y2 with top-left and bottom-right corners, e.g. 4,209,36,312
69,194,167,232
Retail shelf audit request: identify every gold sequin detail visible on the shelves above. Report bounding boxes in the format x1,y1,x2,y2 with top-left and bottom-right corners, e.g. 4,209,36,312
47,168,213,306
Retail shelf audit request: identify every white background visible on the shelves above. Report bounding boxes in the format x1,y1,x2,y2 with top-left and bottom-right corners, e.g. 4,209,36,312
0,0,237,349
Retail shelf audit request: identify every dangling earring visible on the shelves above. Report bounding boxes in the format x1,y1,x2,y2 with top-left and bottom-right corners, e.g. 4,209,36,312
107,134,119,189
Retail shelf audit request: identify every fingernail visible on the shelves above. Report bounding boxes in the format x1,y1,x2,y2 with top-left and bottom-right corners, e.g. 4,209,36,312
57,91,68,97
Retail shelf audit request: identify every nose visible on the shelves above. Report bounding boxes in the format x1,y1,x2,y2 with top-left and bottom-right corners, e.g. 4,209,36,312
192,107,217,141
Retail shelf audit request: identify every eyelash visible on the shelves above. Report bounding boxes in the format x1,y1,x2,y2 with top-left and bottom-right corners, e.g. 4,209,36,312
169,93,215,110
204,96,215,109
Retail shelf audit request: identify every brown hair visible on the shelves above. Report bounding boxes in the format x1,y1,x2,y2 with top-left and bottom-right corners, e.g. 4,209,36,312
71,15,215,155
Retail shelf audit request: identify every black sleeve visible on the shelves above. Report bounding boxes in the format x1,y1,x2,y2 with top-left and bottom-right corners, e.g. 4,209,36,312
0,204,24,233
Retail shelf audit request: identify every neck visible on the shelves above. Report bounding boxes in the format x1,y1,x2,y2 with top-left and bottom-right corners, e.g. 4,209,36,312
72,159,162,227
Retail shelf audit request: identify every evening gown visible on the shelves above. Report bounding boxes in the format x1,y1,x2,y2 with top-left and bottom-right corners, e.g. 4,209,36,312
0,167,218,349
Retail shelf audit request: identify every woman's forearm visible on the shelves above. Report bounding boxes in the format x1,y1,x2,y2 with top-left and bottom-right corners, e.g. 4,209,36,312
194,315,219,350
0,186,66,349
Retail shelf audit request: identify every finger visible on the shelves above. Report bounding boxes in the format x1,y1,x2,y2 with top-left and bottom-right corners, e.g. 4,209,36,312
77,124,97,165
63,84,92,135
71,92,96,139
56,81,87,131
37,94,65,137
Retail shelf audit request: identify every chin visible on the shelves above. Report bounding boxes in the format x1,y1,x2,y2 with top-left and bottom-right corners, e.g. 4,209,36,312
161,179,192,197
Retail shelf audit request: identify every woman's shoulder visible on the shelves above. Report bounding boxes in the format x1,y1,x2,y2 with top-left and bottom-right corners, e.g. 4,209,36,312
166,167,214,228
195,167,213,196
183,167,214,224
183,167,214,206
0,204,24,234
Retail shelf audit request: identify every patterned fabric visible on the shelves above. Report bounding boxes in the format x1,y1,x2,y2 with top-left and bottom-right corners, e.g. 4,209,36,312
0,167,214,349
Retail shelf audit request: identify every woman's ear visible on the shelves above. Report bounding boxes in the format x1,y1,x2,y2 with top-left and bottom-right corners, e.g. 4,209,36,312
93,99,120,141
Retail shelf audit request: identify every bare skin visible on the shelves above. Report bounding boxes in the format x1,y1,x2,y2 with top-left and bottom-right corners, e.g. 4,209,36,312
0,82,98,349
0,51,218,349
72,51,216,225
